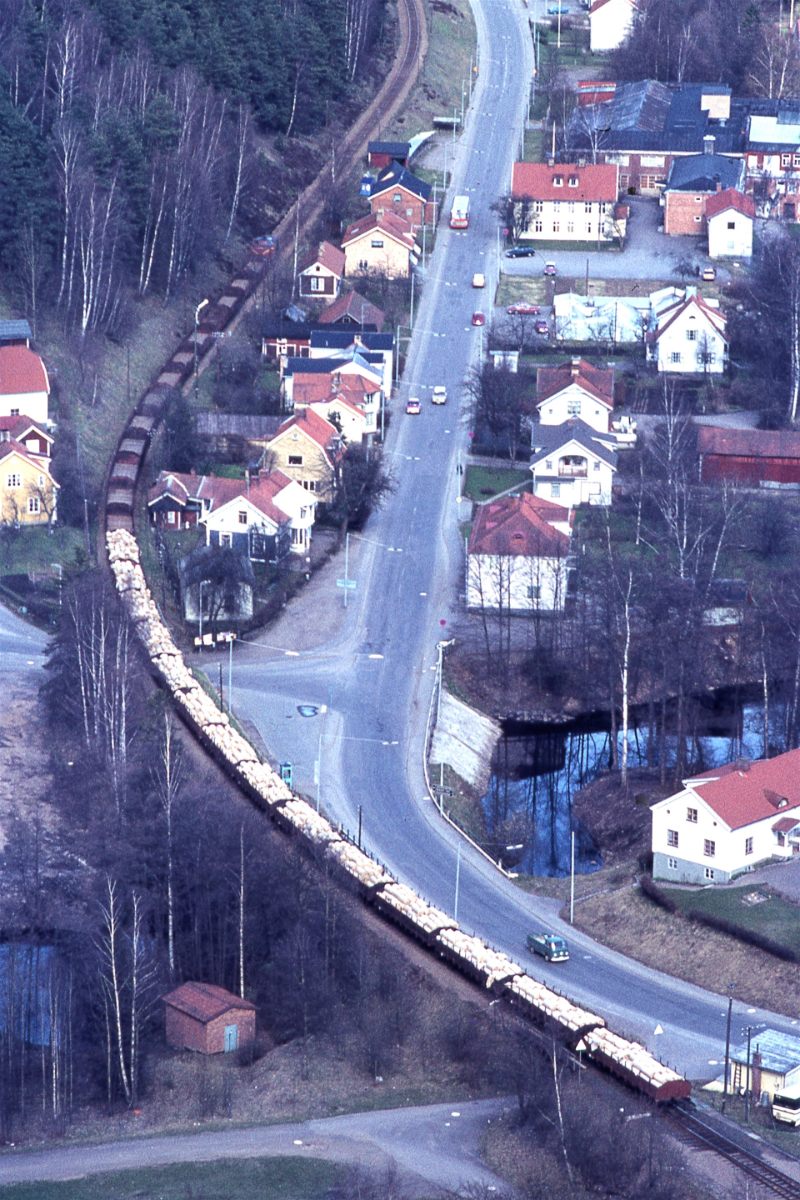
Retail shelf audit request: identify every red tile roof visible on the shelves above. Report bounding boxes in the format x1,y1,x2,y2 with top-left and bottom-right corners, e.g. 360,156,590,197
299,240,345,277
0,440,57,480
652,292,727,342
292,373,379,405
317,291,386,329
469,492,571,557
512,161,619,203
536,358,614,408
0,345,49,397
163,981,255,1023
272,408,343,461
687,749,800,830
705,188,755,221
0,415,51,442
697,426,800,461
341,211,416,249
147,470,294,526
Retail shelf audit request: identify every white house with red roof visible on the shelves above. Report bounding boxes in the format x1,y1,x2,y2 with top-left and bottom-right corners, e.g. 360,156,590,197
297,241,345,301
0,345,50,426
511,162,620,244
706,189,755,259
646,286,728,374
589,0,639,52
147,469,315,557
467,492,573,612
652,749,800,884
535,358,615,433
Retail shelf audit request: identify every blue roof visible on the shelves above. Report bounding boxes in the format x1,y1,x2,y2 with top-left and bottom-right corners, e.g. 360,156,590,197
0,319,32,343
369,140,410,156
530,419,618,470
309,330,388,351
731,1029,800,1076
371,161,431,201
666,152,743,192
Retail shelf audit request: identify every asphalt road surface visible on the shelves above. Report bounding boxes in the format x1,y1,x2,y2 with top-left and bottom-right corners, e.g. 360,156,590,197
202,0,800,1085
0,1099,510,1192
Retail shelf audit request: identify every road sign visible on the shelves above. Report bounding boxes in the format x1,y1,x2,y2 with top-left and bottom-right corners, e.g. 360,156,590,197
337,578,357,590
280,762,293,787
433,785,454,797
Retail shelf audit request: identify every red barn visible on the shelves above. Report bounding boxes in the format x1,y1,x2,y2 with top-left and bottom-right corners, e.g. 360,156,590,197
162,982,256,1054
698,426,800,488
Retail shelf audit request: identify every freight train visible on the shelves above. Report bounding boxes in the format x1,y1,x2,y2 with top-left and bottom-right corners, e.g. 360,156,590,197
106,526,691,1106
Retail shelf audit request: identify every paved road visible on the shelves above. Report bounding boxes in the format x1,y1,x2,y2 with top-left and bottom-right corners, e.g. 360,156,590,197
0,1099,510,1193
0,603,47,678
199,0,800,1088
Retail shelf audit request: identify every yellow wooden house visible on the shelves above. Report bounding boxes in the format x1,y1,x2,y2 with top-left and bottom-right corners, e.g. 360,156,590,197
264,409,343,503
0,442,59,526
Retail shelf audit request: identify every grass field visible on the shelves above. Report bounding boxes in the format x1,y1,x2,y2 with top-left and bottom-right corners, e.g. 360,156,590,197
3,1157,340,1200
497,276,550,306
662,883,800,958
391,0,477,136
463,466,530,501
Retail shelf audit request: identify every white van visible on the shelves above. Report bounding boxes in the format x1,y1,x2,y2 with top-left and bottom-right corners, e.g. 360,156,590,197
472,272,486,288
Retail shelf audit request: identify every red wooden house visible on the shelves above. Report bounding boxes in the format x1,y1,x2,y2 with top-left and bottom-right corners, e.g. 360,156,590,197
698,427,800,488
163,981,256,1054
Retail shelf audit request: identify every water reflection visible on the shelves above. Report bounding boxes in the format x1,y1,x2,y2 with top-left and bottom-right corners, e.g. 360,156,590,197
482,695,789,878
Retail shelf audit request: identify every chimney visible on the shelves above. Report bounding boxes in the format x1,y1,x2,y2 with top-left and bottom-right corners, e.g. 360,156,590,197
734,758,751,772
752,1050,762,1101
547,156,555,168
703,134,716,156
570,357,581,378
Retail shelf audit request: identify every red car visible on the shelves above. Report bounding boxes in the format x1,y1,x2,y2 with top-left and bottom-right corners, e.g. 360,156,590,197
472,311,486,326
507,302,541,316
535,319,549,335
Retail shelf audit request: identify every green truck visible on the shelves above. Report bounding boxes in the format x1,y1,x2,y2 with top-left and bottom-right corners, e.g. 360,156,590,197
527,932,569,963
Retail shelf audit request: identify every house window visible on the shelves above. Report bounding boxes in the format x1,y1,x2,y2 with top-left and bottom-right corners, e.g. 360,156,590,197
221,533,232,547
694,215,702,223
6,473,20,488
370,238,384,248
704,839,716,857
593,460,600,471
545,459,553,470
586,224,592,234
552,222,560,234
585,201,593,213
534,200,543,213
567,399,581,416
38,474,45,486
393,192,402,202
687,807,698,823
309,276,325,292
569,176,579,187
553,175,563,187
745,836,754,855
550,483,561,498
782,153,792,167
28,496,40,514
302,480,317,491
9,408,19,416
567,201,575,213
567,222,575,234
670,351,681,364
667,830,679,848
527,584,541,600
238,510,248,526
698,351,715,365
288,454,303,466
778,831,786,847
358,259,369,270
694,196,702,203
167,510,176,525
704,867,715,880
727,220,735,230
687,329,697,341
534,221,543,233
668,857,678,870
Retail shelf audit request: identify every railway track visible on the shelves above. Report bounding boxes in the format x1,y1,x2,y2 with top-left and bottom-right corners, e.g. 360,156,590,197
669,1106,800,1198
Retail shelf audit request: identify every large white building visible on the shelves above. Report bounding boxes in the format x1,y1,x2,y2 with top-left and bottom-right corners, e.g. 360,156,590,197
651,749,800,884
589,0,639,52
646,287,728,374
511,162,621,245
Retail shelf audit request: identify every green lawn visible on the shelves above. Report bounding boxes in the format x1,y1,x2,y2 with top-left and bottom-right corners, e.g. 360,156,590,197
497,276,550,306
0,526,86,577
661,884,800,959
2,1157,339,1200
464,466,530,501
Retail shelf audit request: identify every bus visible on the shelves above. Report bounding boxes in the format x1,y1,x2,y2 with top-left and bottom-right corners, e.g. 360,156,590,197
450,195,470,229
772,1084,800,1125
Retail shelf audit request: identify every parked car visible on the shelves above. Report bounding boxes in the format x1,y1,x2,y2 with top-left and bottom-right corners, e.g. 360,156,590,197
405,397,421,415
547,3,570,12
507,302,541,315
472,311,486,326
505,246,537,259
432,386,447,405
701,266,717,281
472,272,486,288
534,319,549,335
543,261,557,276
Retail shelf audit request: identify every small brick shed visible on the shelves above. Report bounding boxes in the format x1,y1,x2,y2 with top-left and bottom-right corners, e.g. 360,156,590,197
162,981,256,1054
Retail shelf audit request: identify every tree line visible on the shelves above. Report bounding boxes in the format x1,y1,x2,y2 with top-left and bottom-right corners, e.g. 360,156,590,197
0,0,385,335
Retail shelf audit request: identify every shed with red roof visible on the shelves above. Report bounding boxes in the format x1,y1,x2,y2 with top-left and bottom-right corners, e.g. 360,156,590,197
698,426,800,488
652,748,800,884
163,981,256,1054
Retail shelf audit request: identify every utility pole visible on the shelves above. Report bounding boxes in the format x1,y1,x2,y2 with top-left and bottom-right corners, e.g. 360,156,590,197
722,985,734,1111
193,298,209,402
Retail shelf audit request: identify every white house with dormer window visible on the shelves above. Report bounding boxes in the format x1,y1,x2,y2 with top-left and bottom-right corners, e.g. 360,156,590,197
511,162,621,244
646,287,728,374
651,748,800,885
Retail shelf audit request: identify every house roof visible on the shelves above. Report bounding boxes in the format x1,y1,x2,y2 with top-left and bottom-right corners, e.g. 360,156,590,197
0,440,57,482
163,981,256,1022
705,188,755,220
271,408,343,462
341,211,417,250
0,320,31,344
697,426,800,460
536,358,614,408
286,349,382,384
310,329,392,352
317,290,386,330
195,413,283,441
368,140,410,157
0,345,49,397
685,748,800,830
730,1029,800,1075
299,240,345,277
370,161,432,202
665,152,743,193
590,0,637,10
512,161,618,203
469,492,572,557
651,291,727,343
531,419,619,470
0,415,52,444
773,816,800,834
292,373,378,406
147,469,295,525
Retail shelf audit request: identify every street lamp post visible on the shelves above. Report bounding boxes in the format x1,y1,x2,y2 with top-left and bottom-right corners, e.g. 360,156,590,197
198,579,209,646
722,984,735,1110
194,298,209,401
